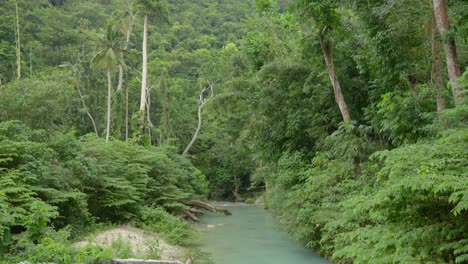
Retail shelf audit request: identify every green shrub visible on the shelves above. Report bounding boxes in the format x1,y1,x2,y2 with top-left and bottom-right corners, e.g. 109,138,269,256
266,103,468,263
244,198,255,204
73,245,112,264
110,236,136,258
23,201,59,244
140,207,194,246
24,237,73,264
0,121,208,259
20,229,112,264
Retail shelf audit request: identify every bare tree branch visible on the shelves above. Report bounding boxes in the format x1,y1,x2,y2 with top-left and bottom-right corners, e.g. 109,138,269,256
182,81,214,155
117,8,136,93
145,74,164,145
76,84,99,137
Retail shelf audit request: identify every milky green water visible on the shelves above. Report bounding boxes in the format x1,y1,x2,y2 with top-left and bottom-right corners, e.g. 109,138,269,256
195,203,330,264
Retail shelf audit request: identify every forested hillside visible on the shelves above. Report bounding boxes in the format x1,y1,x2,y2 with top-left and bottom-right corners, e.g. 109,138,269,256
1,0,467,263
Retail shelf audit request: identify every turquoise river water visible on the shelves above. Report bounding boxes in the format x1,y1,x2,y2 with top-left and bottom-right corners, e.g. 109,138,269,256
195,203,330,264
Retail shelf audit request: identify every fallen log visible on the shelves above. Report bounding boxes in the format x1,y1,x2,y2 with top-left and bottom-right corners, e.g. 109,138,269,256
112,259,182,264
189,208,204,215
182,209,200,222
181,200,232,215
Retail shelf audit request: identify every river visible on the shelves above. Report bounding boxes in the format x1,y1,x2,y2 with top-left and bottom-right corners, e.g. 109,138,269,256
195,202,330,264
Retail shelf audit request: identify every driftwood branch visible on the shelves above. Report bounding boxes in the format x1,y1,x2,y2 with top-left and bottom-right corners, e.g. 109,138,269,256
182,82,214,155
181,200,231,215
189,208,204,215
112,259,182,264
182,209,200,222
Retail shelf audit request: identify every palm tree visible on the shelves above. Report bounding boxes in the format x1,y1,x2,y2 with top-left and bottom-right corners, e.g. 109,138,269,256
92,23,123,143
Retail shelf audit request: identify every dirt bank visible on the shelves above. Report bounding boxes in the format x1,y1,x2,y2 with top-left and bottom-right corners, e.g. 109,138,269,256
74,226,186,261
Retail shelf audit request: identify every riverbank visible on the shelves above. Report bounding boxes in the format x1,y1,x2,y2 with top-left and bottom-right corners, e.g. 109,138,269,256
74,226,187,261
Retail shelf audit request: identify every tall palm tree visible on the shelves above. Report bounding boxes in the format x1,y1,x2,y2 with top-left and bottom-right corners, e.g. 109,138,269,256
92,23,123,143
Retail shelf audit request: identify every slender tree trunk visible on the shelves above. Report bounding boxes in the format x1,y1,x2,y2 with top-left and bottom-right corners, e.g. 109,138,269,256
125,84,129,142
430,17,446,112
117,64,124,92
319,35,351,122
122,11,135,143
139,15,148,124
161,74,169,142
232,186,243,202
117,11,135,93
182,97,203,155
183,83,213,155
319,35,359,176
76,84,99,137
146,88,153,145
106,67,112,143
15,0,21,80
432,0,464,103
353,157,362,177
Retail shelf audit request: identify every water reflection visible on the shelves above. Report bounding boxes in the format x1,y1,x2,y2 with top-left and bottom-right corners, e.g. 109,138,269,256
195,203,330,264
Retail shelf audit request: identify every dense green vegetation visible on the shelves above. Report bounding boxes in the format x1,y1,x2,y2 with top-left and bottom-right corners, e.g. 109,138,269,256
0,0,467,263
0,120,205,261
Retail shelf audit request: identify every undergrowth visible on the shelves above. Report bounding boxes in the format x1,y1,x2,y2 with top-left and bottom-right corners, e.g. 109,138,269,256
0,121,207,262
267,102,468,263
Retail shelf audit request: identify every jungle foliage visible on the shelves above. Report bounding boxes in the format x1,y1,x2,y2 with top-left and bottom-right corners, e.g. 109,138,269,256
244,1,467,263
0,0,467,262
0,120,206,261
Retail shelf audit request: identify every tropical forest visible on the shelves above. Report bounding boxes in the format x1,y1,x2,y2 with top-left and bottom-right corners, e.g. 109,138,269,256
0,0,467,263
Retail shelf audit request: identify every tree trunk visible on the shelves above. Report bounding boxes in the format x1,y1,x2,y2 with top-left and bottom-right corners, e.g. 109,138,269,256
353,157,362,178
430,16,446,112
432,0,464,103
112,260,183,264
106,67,112,143
161,75,170,143
123,11,135,143
182,209,200,222
117,64,124,92
189,208,204,215
182,94,203,155
117,11,134,93
181,200,232,215
232,187,243,202
319,35,351,122
125,84,129,143
146,87,154,145
76,84,99,137
15,0,21,80
139,15,148,124
182,83,213,155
